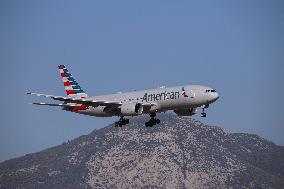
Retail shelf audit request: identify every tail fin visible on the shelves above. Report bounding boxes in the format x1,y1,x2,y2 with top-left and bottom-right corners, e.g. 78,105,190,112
58,65,88,97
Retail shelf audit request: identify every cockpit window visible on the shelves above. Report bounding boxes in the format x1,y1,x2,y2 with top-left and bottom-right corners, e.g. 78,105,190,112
206,89,216,93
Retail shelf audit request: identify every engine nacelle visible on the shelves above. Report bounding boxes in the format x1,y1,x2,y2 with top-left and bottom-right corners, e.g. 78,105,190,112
120,103,143,116
174,108,196,116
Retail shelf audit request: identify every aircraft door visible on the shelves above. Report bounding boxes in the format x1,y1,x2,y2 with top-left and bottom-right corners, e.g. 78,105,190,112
189,89,195,98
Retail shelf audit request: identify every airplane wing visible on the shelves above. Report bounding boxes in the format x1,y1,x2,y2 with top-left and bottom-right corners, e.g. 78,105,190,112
27,92,158,114
27,92,122,107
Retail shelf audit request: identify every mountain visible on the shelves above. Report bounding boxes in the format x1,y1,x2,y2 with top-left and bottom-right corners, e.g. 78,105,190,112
0,114,283,189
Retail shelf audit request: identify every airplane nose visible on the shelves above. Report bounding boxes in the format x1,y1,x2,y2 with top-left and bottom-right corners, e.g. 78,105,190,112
215,92,219,100
210,92,219,103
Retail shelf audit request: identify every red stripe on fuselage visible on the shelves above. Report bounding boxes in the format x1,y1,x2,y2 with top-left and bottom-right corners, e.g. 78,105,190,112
70,104,88,112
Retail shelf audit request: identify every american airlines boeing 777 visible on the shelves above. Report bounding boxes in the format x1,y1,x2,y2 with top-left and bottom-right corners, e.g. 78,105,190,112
27,65,219,127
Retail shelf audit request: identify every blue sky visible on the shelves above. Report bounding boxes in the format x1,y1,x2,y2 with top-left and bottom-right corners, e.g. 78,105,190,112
0,0,283,161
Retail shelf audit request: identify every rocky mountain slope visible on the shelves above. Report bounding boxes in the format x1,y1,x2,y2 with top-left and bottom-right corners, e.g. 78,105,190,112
0,114,283,189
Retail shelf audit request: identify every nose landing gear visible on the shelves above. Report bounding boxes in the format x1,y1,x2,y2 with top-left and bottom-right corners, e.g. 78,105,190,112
201,105,209,117
145,113,160,127
115,116,129,127
201,108,207,117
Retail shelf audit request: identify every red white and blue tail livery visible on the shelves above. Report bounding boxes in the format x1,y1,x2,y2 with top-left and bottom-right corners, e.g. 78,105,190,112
27,65,219,127
58,65,88,98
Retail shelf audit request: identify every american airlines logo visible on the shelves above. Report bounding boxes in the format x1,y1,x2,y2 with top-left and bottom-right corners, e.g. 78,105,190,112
182,87,189,97
141,91,180,102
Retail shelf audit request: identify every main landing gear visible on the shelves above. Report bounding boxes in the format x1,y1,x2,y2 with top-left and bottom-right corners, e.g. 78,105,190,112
145,113,160,127
115,116,129,127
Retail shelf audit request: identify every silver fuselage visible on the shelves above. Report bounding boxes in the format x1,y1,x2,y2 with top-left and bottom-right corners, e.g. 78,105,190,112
76,85,219,117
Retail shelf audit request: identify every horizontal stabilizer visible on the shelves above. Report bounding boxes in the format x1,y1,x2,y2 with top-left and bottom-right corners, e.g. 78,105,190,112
26,92,69,100
29,102,76,107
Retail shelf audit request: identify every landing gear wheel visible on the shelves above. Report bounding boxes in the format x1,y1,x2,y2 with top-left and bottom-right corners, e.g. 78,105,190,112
125,119,129,124
145,122,150,127
145,113,161,127
156,119,160,124
201,108,207,117
115,116,129,127
145,116,160,127
115,121,122,127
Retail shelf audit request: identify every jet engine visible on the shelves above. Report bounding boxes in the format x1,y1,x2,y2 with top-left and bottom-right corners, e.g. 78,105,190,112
174,108,197,116
120,103,143,116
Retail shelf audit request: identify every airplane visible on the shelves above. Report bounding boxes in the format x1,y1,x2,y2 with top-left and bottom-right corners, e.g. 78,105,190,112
27,65,219,127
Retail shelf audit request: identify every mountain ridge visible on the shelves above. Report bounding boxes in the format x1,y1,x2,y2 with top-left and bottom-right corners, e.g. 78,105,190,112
0,114,283,189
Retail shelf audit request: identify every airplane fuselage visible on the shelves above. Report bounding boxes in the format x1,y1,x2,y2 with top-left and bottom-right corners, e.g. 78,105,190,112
76,85,219,117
